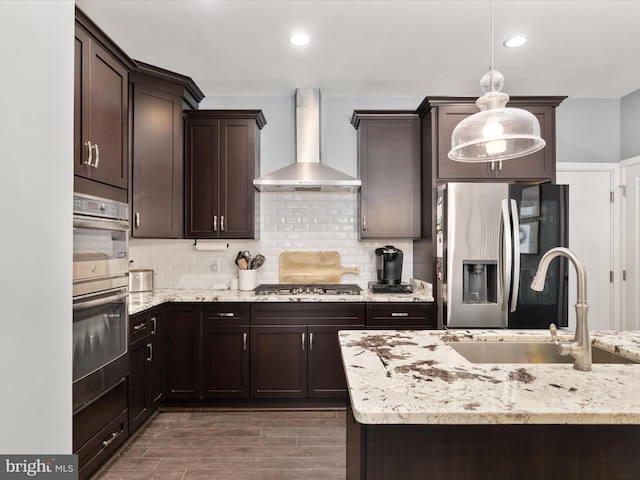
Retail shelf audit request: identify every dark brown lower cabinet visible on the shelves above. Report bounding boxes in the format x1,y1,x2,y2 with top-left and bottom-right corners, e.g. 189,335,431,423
201,303,251,398
347,401,640,480
250,303,366,399
73,378,128,480
164,304,201,398
128,307,164,433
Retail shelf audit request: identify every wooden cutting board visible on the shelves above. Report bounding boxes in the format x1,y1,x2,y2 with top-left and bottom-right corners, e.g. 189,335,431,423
279,251,360,284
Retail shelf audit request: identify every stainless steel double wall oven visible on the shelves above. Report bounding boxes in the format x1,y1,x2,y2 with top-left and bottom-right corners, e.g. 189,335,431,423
72,193,129,410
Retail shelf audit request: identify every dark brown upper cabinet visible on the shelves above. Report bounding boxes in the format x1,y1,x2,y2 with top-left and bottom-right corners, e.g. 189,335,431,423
129,62,203,238
417,96,566,183
74,7,134,202
352,111,421,239
184,110,266,239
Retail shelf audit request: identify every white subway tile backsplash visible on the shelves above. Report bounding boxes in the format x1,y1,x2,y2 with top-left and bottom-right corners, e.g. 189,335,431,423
130,192,413,289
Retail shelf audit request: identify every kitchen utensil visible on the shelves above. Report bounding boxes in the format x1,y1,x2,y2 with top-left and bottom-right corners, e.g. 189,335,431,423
238,257,249,270
252,253,265,269
235,251,244,267
279,251,360,284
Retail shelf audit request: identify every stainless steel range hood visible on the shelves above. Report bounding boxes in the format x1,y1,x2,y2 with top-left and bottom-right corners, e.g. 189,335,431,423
253,88,361,193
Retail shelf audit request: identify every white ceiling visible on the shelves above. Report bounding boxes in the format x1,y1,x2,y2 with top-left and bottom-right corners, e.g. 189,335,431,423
75,0,640,99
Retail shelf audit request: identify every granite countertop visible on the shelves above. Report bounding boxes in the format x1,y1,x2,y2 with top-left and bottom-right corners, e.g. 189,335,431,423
339,329,640,426
128,280,434,316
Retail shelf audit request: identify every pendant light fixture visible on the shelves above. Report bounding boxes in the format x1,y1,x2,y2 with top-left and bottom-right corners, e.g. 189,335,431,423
448,1,545,163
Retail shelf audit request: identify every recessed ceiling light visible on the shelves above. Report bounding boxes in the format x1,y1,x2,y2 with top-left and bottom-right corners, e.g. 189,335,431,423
503,35,529,48
288,34,310,47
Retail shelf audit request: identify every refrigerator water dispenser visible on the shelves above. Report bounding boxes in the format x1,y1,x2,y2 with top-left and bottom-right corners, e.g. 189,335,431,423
462,261,497,304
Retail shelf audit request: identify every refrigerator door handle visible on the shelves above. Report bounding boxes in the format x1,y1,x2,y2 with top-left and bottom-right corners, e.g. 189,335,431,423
509,199,521,313
501,199,512,312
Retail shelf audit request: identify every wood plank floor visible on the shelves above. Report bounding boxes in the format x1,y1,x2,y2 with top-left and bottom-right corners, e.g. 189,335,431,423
94,409,347,480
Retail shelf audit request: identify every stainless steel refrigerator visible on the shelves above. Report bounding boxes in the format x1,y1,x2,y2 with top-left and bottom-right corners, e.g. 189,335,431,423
436,183,569,329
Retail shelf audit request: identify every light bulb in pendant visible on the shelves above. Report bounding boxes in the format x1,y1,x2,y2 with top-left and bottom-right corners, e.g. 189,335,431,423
482,116,503,140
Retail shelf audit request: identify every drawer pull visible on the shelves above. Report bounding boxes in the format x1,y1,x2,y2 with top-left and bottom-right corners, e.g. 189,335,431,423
102,429,121,448
243,333,247,351
391,312,409,317
216,312,234,317
133,322,147,331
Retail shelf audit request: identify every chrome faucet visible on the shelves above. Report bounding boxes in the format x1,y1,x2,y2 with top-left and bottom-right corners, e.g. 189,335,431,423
530,247,591,371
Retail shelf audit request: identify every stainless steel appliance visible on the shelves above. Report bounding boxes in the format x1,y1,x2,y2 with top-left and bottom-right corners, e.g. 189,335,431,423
437,183,569,329
254,284,362,295
73,193,129,410
369,245,412,293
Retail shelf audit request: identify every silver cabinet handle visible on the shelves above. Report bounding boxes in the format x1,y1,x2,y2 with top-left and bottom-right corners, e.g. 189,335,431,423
151,316,157,335
146,343,153,362
498,160,503,171
309,332,314,351
133,322,146,332
216,312,234,317
243,332,247,351
301,333,305,351
102,430,120,448
213,215,217,232
490,161,496,171
391,312,409,317
93,143,100,168
85,141,93,166
135,212,140,229
362,216,367,231
221,215,225,232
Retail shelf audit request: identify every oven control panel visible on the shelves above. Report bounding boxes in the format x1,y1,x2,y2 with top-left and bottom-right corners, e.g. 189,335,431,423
73,193,128,221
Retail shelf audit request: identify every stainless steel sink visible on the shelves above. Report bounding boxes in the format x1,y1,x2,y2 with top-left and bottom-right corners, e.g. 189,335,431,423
446,341,638,364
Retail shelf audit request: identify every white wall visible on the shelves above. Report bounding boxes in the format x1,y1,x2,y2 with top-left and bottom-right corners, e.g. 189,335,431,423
0,1,73,452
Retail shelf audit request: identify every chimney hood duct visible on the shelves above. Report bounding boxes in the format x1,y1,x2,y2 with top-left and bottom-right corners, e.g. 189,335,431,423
253,88,361,193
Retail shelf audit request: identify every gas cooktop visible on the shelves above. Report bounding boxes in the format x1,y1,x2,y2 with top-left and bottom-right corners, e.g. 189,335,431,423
253,284,362,296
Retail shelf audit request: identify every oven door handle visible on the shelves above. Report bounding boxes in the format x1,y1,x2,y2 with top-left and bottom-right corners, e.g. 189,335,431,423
73,217,130,232
73,291,129,311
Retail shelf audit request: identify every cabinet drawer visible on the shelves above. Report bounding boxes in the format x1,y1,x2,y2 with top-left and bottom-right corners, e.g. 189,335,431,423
129,310,159,345
366,303,436,329
203,303,250,324
73,377,127,452
76,409,128,480
251,303,365,326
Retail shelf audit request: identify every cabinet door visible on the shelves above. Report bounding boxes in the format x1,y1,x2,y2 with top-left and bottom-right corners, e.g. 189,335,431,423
496,105,554,180
358,116,421,239
148,312,164,407
75,25,128,190
202,325,250,398
164,304,201,398
437,104,496,180
250,326,307,398
307,325,352,398
219,119,257,239
185,118,220,237
128,337,150,432
131,84,183,238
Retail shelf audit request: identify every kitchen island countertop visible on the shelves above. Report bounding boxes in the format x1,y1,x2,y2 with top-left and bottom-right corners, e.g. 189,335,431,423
129,281,433,316
339,329,640,425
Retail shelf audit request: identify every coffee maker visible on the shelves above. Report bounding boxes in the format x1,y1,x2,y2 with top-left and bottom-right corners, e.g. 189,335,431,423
369,245,412,293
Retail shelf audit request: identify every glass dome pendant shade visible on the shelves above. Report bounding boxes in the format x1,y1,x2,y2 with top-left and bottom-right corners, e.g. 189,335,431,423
448,69,546,163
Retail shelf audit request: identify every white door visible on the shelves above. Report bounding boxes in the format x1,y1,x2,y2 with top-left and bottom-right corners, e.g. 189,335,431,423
556,163,620,331
621,157,640,330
